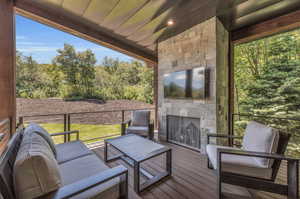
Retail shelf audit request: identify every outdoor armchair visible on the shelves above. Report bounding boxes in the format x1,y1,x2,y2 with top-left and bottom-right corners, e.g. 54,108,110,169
206,121,298,199
121,110,154,140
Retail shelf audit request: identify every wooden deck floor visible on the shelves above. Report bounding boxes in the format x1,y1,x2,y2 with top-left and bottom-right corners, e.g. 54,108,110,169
92,141,288,199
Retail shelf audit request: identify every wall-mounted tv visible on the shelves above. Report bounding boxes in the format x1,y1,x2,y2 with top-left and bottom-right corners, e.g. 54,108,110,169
164,67,208,99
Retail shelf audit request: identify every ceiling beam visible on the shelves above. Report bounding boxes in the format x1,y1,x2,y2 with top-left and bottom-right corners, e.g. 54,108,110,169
14,0,158,64
232,9,300,44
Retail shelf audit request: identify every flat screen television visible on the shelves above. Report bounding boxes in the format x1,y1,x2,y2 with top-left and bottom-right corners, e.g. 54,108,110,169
164,67,207,99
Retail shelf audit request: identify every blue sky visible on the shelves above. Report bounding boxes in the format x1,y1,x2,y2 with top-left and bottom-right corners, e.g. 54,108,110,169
16,15,133,64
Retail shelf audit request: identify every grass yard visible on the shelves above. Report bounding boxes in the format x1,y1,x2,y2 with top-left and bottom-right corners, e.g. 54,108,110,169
28,123,121,144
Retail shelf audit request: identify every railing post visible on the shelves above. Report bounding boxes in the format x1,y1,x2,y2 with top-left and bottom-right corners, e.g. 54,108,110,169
121,110,125,123
67,114,71,141
63,114,67,132
121,110,125,135
18,117,24,127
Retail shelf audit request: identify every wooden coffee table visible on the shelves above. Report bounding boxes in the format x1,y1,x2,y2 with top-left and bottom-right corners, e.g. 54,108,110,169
104,134,172,193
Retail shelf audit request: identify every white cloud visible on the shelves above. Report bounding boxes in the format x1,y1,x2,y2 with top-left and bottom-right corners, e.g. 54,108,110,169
17,46,58,52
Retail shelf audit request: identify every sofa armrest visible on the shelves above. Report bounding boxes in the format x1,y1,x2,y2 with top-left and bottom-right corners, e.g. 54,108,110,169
207,133,243,145
52,165,128,199
50,130,79,142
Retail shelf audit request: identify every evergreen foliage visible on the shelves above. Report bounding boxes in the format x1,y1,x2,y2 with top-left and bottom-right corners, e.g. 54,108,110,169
234,29,300,155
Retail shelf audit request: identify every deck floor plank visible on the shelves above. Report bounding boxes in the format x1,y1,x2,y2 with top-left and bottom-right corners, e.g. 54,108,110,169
93,141,288,199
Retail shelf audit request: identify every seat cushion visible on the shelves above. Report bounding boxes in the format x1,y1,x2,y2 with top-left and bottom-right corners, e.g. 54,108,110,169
242,121,280,167
131,110,150,127
55,141,93,164
206,144,273,179
24,123,57,158
58,154,120,199
126,126,149,137
14,133,62,199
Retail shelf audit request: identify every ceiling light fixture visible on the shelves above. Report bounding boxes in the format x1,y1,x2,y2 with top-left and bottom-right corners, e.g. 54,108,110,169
167,19,174,26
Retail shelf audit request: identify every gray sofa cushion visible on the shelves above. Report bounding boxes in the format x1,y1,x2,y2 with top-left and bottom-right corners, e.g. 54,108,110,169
126,126,149,137
58,154,120,199
24,123,57,158
14,132,62,199
206,144,273,179
56,141,93,164
131,110,150,127
242,121,279,168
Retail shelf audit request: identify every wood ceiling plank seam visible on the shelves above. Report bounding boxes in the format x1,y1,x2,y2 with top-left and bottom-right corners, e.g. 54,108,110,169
126,7,173,42
138,27,167,46
236,0,283,18
216,0,248,16
98,0,122,26
158,0,216,42
105,0,151,30
115,0,171,36
62,0,92,16
82,0,120,24
150,0,184,38
151,0,182,21
80,0,93,17
235,0,300,28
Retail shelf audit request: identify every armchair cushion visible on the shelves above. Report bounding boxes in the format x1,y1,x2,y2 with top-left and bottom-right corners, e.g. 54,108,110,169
242,121,279,167
58,154,120,199
126,126,149,137
55,141,93,164
14,132,62,199
206,144,273,179
131,110,150,127
24,123,57,158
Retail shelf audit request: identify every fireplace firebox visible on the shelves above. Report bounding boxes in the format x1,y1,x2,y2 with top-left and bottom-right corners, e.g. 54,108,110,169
167,115,201,150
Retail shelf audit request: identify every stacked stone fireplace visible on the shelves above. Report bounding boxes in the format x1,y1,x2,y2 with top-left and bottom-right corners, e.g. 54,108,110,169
157,17,229,154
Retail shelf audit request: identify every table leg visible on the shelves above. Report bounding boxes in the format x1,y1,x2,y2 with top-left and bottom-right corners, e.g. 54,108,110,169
134,161,140,193
104,141,108,162
166,149,172,175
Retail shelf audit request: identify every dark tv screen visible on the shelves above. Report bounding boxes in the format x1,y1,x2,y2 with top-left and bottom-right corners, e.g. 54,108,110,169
164,67,206,99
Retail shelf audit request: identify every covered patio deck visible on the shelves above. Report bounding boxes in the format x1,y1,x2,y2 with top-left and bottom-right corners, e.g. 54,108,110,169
91,140,287,199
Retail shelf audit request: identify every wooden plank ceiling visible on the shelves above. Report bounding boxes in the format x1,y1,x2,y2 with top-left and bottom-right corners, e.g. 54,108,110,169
13,0,300,62
217,0,300,31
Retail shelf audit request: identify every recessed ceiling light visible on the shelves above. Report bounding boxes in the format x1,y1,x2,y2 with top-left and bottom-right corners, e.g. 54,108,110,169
167,19,174,26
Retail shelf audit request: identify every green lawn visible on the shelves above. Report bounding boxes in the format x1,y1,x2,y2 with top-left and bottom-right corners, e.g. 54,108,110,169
29,123,121,144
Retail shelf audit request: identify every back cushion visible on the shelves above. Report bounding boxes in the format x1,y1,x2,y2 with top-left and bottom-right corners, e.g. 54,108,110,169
242,121,279,168
132,110,150,127
24,123,57,158
14,133,61,199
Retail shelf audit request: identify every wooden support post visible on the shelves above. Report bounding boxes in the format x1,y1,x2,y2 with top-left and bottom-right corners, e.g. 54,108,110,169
146,61,158,130
0,0,16,134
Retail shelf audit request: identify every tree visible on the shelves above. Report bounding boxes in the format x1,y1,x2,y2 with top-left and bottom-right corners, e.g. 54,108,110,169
77,50,96,97
234,29,300,156
53,44,96,98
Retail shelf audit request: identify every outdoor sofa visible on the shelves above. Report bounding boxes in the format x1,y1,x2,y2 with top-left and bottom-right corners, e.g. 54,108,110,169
0,123,128,199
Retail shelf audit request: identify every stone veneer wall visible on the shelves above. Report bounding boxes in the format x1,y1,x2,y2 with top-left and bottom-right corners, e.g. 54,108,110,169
157,17,229,153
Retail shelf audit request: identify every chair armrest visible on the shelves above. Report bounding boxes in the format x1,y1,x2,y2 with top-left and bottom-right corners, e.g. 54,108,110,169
217,148,299,161
122,120,131,126
207,133,243,144
52,165,128,199
50,130,79,142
